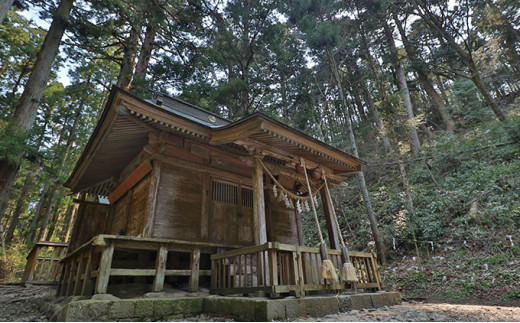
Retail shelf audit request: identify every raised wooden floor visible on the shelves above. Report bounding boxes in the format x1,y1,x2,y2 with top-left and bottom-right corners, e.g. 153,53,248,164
55,235,382,298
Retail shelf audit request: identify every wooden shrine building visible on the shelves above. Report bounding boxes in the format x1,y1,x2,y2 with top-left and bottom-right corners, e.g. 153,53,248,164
56,86,382,298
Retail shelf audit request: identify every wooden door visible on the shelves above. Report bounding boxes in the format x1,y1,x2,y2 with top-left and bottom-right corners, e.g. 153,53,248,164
209,178,253,245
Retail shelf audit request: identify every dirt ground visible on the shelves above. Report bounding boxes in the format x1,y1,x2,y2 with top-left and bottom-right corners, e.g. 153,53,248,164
1,284,520,322
0,284,54,322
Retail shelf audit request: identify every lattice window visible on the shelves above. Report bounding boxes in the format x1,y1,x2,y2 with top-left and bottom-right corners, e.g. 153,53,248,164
211,180,238,205
241,187,253,208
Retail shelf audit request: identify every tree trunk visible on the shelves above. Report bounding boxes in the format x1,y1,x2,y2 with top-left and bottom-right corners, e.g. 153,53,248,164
0,0,75,215
382,20,422,154
353,62,394,154
37,95,83,241
26,183,48,244
394,16,456,132
0,0,15,26
133,17,156,85
397,157,420,257
4,168,36,245
326,47,387,265
62,203,77,243
470,67,507,121
117,16,144,90
412,1,507,122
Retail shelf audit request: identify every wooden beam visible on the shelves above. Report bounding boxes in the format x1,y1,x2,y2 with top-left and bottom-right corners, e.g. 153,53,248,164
320,187,341,251
188,247,201,292
210,118,264,145
252,158,267,245
107,160,152,204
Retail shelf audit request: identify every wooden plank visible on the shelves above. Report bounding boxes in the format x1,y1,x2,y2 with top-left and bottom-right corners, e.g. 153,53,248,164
211,259,217,289
73,255,85,295
153,244,168,292
95,244,114,294
252,158,267,245
22,245,41,282
200,173,209,241
36,247,49,281
81,251,93,296
296,248,305,297
268,249,278,286
143,160,161,237
56,263,68,296
188,247,201,292
66,260,77,296
107,160,152,204
210,243,269,260
210,286,273,295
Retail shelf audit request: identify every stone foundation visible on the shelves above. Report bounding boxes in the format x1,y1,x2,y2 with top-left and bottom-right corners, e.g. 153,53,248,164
49,292,401,321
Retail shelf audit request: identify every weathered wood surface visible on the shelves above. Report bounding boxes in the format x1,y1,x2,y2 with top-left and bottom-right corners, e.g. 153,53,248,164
153,164,202,241
153,244,167,292
107,160,152,204
252,158,267,245
95,243,114,294
22,241,68,284
210,242,381,298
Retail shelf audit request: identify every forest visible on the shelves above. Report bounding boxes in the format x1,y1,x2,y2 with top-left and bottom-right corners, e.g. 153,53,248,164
0,0,519,304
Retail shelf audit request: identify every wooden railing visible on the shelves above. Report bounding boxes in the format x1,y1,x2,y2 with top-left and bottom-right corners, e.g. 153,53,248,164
210,242,381,298
22,241,68,284
56,234,237,297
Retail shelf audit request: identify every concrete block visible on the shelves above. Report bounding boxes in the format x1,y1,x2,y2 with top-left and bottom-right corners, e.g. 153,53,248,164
88,300,112,320
153,299,175,318
228,298,258,321
349,294,373,310
284,298,306,319
371,293,398,308
202,297,231,316
304,297,340,317
107,300,135,320
134,299,153,319
264,299,286,321
338,295,353,312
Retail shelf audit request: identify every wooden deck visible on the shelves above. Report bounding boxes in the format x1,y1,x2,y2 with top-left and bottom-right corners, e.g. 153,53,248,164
55,235,381,298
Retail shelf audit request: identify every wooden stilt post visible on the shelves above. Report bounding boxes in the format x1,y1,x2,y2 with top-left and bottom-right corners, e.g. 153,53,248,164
153,244,167,292
188,247,201,293
81,250,93,296
95,243,114,294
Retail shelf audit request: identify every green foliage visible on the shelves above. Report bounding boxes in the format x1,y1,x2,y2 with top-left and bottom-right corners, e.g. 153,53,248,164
0,122,28,164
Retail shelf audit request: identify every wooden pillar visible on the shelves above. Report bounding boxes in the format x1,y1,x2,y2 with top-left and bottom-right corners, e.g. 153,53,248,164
320,187,341,250
143,160,161,237
153,244,167,292
252,157,267,245
95,243,114,294
188,247,201,293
